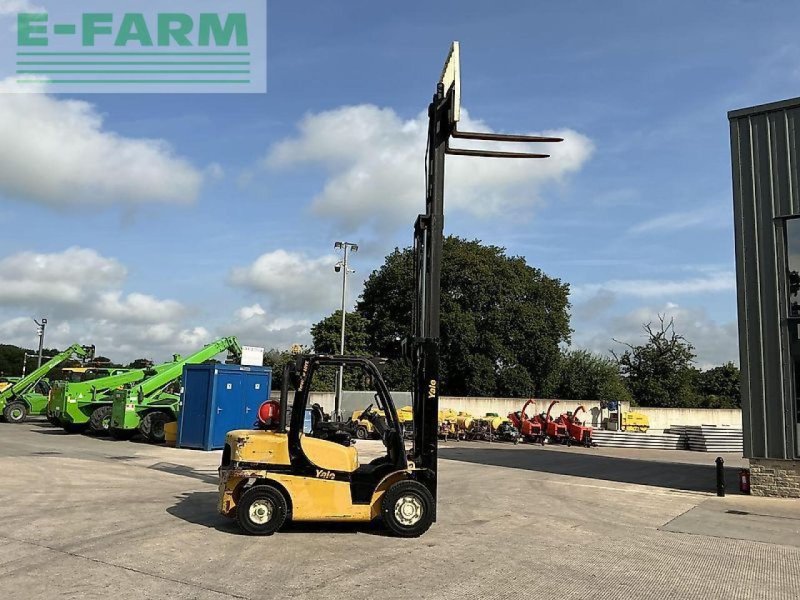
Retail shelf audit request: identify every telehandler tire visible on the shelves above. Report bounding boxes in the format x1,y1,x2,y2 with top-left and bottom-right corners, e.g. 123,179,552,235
109,428,136,441
88,406,112,435
236,485,288,536
139,411,170,443
381,480,434,538
3,402,28,424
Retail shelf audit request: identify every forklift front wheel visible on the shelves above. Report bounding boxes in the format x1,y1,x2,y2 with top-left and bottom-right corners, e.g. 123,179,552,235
355,426,369,440
381,480,434,538
3,402,28,424
236,485,288,536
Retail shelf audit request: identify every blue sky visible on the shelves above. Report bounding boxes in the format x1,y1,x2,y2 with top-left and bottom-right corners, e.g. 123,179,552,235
0,0,798,366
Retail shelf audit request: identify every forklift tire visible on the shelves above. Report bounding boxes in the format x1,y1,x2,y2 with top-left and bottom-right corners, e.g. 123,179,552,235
88,406,112,435
236,485,288,536
381,480,435,538
3,402,28,424
139,411,170,444
355,425,369,440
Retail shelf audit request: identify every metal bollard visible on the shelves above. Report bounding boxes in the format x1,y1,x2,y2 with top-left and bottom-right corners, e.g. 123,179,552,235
715,456,725,497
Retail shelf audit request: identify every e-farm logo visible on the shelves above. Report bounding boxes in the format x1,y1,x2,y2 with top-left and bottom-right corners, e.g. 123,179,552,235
6,1,267,93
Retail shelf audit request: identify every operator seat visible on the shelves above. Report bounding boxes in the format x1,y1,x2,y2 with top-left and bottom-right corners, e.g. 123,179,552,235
300,434,359,473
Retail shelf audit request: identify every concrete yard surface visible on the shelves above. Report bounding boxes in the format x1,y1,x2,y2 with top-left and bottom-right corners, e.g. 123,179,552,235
0,421,798,599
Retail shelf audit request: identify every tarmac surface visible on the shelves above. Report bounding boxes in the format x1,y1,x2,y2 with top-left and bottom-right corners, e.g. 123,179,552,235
0,420,798,599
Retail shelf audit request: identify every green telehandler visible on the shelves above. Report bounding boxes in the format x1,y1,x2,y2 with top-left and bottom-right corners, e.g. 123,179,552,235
109,336,242,443
47,361,178,434
0,343,95,423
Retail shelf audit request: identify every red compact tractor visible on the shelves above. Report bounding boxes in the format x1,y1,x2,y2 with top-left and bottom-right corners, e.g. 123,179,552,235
557,405,593,447
508,399,545,444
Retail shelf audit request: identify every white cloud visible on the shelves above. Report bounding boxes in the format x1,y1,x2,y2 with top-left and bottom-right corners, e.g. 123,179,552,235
573,302,739,369
629,206,726,235
93,292,186,324
0,247,213,362
223,303,311,350
571,271,735,299
0,78,202,207
0,247,126,308
235,303,267,320
205,162,225,180
0,0,43,15
229,249,353,314
265,104,593,232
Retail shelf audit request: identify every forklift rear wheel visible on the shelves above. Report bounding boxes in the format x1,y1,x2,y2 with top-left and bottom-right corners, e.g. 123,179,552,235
236,485,288,536
381,480,434,538
140,411,170,443
88,406,112,434
3,402,28,424
355,425,369,440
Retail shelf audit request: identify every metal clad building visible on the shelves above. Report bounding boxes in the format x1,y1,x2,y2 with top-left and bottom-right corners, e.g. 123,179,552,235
729,97,800,462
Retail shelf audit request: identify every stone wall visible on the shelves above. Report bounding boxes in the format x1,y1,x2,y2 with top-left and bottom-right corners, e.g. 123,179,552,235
749,459,800,498
635,408,742,432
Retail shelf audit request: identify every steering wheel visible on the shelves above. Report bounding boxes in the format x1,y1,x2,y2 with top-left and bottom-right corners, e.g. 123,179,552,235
359,403,374,421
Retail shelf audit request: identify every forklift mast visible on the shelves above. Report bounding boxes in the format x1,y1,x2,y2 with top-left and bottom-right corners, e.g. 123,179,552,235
408,42,563,498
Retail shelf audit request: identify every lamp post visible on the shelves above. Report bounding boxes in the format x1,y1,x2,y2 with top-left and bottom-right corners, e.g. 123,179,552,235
33,318,47,369
21,352,35,377
333,241,358,421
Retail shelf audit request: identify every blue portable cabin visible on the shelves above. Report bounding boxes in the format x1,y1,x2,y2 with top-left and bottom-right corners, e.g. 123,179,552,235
177,363,272,451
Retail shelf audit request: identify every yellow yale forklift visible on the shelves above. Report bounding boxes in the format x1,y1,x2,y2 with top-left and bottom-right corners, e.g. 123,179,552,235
217,42,562,537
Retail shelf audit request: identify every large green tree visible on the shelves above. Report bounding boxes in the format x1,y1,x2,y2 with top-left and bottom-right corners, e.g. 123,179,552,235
0,344,29,377
613,316,698,407
0,344,60,377
545,349,632,404
125,358,154,369
356,237,571,396
310,311,375,391
310,311,370,356
695,362,741,408
263,348,297,390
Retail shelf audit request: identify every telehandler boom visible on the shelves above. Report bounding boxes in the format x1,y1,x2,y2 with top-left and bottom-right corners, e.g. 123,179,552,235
109,336,242,442
48,361,175,433
0,343,95,423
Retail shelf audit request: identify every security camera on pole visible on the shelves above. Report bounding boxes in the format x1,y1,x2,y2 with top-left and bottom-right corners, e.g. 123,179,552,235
333,241,358,421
